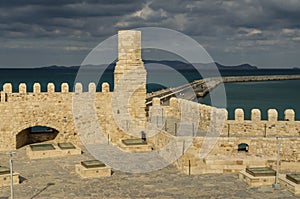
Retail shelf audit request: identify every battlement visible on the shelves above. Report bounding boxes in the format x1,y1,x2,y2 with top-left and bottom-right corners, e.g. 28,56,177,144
149,97,300,137
152,97,298,122
1,82,111,94
233,108,296,122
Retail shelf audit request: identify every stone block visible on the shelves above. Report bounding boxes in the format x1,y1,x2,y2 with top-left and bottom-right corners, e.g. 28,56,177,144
75,161,111,178
0,172,20,187
19,83,27,94
33,83,41,93
119,139,152,152
26,143,82,159
268,109,278,122
57,142,82,155
26,144,61,159
61,83,69,93
47,83,55,93
239,169,276,186
74,82,83,93
235,108,244,121
88,82,96,93
3,83,12,93
279,174,300,195
284,109,295,121
251,109,261,122
101,82,110,92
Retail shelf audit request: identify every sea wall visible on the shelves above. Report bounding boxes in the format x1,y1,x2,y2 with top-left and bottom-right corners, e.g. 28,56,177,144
0,81,172,151
148,97,300,174
0,82,136,151
224,108,300,137
149,97,300,137
1,80,299,175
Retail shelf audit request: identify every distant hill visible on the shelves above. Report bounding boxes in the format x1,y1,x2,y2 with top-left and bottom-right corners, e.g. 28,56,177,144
38,60,258,71
39,65,79,70
144,60,258,70
214,62,258,70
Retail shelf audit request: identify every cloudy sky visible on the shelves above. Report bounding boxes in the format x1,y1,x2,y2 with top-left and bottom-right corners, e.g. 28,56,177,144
0,0,300,68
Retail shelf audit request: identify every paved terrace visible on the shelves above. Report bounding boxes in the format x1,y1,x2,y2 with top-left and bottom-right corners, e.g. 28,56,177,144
0,146,298,199
146,74,300,105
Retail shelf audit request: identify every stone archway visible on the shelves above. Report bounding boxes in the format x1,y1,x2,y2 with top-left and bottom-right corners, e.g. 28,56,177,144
16,126,59,149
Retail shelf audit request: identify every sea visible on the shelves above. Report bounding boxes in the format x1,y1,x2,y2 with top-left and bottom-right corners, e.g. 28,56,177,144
1,67,300,120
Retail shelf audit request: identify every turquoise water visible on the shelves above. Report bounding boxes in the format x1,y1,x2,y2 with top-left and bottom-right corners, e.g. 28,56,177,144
0,68,300,120
198,80,300,120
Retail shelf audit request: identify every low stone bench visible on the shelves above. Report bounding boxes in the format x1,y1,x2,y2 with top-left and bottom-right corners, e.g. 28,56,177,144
119,138,152,152
26,142,81,159
57,142,81,155
239,167,276,186
279,174,300,195
0,166,19,187
75,160,111,178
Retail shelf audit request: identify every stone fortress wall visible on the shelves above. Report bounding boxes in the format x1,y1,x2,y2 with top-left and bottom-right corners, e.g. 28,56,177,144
0,29,299,175
0,30,147,151
149,97,300,174
0,82,107,150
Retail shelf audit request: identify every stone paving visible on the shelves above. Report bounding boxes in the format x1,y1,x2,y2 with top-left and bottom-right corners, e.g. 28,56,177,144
0,145,299,199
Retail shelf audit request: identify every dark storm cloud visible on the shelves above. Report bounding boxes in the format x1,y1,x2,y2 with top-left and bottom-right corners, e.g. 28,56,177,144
1,0,299,41
0,0,146,38
0,0,300,67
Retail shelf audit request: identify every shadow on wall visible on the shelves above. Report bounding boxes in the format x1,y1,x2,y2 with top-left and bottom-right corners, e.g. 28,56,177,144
16,126,59,149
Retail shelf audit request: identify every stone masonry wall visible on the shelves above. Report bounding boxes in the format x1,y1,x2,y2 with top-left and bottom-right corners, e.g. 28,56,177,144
148,97,300,174
0,82,125,151
113,30,147,128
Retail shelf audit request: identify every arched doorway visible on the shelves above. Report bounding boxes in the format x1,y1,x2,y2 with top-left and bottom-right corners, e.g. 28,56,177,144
16,126,59,149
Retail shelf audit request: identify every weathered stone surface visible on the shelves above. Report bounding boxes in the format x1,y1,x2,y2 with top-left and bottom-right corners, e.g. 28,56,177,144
239,169,276,186
113,30,147,128
0,29,299,185
0,147,296,198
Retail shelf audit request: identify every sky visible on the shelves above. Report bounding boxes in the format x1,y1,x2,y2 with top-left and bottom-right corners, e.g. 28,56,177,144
0,0,300,68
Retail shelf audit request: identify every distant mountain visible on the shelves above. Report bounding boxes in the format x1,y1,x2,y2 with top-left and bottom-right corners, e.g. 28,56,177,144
39,65,79,70
143,60,258,70
214,62,258,70
38,60,258,71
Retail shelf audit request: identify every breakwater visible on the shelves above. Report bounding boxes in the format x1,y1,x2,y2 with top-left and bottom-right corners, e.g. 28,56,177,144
146,75,300,104
197,75,300,97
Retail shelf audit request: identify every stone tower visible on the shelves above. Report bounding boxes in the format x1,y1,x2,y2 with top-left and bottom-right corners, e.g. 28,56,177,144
113,30,147,128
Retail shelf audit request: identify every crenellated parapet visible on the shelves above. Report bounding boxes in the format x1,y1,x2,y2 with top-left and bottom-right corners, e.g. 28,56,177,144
227,107,299,137
147,98,300,175
0,81,114,151
231,107,296,122
149,96,300,137
0,82,112,104
1,82,111,94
